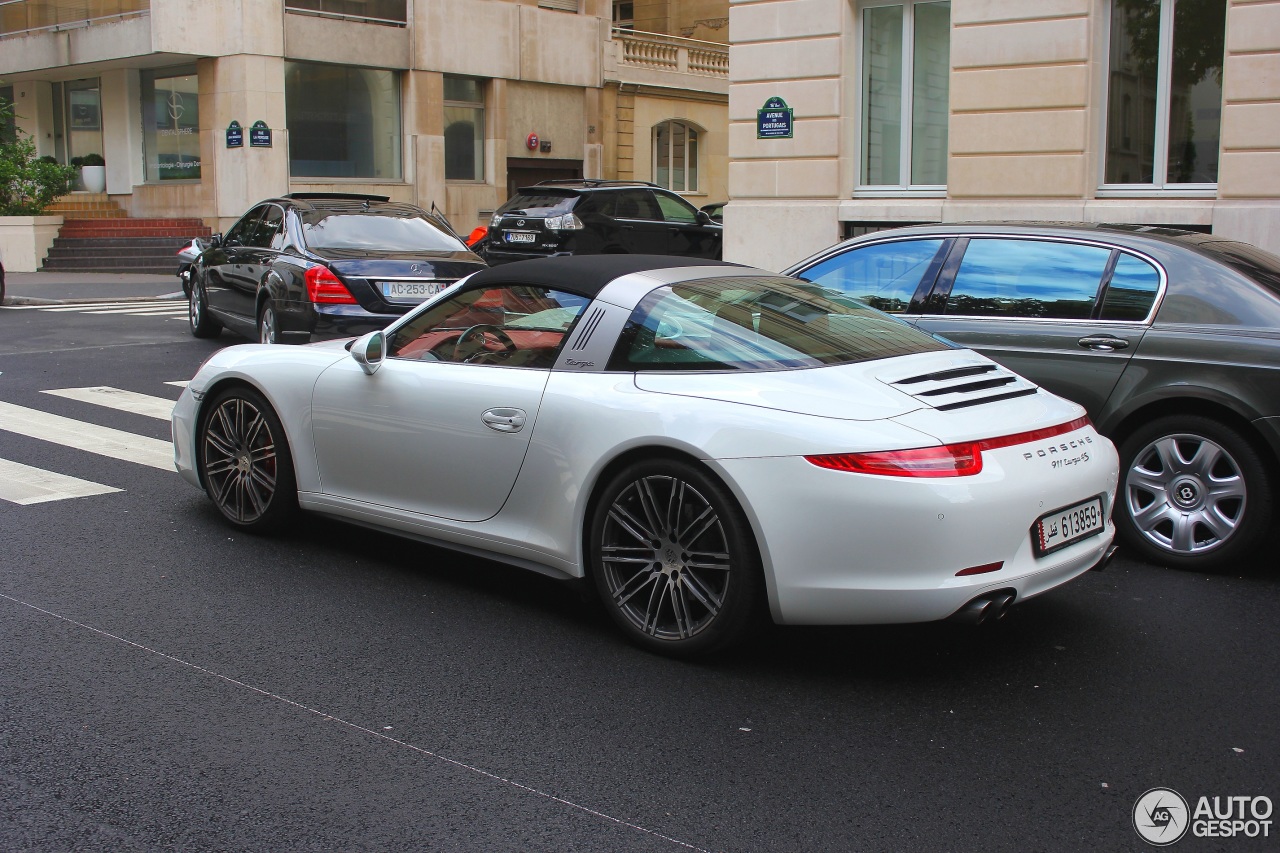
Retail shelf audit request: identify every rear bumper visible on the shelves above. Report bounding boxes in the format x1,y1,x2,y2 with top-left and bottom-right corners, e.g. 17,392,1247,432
717,433,1120,626
303,303,401,342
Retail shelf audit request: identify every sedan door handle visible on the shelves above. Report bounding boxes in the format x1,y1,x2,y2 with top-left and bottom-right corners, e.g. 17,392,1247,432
1077,335,1130,352
482,407,526,433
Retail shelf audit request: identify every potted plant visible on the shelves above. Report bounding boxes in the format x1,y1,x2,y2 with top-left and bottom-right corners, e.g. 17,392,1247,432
80,153,106,193
0,98,77,270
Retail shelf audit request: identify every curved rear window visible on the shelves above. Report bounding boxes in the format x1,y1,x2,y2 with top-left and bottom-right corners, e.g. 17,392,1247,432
498,192,577,216
300,212,465,252
610,276,952,371
1198,240,1280,298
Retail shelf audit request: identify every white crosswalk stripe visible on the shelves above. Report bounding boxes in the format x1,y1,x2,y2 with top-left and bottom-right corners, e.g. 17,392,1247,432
42,387,176,421
0,400,175,471
0,457,121,504
0,382,191,506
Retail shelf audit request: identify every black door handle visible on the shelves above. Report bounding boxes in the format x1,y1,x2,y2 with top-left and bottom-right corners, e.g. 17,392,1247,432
1078,335,1130,352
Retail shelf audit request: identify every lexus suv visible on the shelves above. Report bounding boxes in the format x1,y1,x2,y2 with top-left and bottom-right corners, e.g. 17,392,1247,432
483,180,722,266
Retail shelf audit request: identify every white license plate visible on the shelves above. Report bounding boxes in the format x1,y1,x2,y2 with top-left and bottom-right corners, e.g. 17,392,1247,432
1034,495,1106,555
380,281,444,302
505,231,537,244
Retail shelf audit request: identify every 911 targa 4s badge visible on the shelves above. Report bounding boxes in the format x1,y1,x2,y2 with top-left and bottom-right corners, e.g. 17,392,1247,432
173,255,1120,656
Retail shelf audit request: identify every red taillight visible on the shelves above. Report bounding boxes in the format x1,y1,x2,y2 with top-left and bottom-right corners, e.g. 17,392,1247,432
305,266,357,304
806,416,1092,479
465,226,488,247
807,443,982,478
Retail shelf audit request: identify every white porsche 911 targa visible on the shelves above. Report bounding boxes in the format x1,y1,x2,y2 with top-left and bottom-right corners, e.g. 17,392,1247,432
174,255,1119,656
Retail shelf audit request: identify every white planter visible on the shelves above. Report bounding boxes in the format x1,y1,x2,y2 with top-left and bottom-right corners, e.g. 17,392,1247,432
81,165,106,193
0,215,65,272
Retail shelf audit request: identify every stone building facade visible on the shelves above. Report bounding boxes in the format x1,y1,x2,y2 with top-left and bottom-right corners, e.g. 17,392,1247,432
0,0,728,235
726,0,1280,270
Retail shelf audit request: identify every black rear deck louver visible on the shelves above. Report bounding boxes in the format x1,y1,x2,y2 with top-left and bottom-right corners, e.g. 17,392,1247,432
882,362,1039,410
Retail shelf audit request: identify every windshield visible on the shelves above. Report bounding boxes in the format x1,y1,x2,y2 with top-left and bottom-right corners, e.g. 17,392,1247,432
300,212,466,252
610,276,952,371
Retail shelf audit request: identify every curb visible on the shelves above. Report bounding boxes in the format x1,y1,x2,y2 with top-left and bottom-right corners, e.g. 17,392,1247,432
3,293,186,307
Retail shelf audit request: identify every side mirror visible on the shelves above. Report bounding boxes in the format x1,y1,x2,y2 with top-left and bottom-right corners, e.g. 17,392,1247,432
696,210,714,226
209,232,223,248
351,330,385,375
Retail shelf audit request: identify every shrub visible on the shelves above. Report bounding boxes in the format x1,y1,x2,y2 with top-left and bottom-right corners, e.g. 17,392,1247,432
0,99,77,215
82,153,105,167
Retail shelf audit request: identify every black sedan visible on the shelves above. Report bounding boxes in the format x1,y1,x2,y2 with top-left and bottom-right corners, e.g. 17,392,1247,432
785,222,1280,571
188,194,486,344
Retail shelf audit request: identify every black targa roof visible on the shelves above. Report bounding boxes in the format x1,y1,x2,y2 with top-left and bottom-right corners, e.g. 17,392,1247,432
459,255,739,299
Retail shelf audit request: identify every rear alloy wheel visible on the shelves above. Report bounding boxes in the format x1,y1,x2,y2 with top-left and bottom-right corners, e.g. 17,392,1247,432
589,459,762,656
258,301,280,344
198,387,296,532
189,276,222,338
1117,415,1273,570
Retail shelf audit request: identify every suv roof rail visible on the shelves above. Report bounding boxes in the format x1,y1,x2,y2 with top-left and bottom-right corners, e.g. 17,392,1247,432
282,192,391,203
532,179,661,189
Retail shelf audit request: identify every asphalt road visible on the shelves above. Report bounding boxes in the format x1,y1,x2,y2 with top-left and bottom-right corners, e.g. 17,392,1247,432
1,302,1277,852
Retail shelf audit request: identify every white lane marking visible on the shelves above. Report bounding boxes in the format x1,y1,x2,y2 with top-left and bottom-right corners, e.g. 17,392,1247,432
84,306,186,315
42,387,176,421
0,458,121,504
38,302,179,313
165,381,190,388
0,592,711,853
0,401,174,470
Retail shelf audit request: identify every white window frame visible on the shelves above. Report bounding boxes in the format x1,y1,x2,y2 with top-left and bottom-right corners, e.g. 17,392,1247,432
854,0,950,198
651,119,701,194
1098,0,1221,197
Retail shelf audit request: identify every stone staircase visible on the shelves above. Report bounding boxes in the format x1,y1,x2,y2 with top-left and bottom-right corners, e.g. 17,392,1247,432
41,195,211,274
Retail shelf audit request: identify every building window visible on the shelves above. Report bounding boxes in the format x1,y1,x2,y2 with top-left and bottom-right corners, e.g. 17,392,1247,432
653,120,699,193
444,76,485,182
286,62,402,180
858,1,950,191
142,69,200,182
613,1,634,29
1104,0,1226,187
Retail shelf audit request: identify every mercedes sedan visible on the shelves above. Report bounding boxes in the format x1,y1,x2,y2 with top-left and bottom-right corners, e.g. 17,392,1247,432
188,193,486,344
173,256,1119,656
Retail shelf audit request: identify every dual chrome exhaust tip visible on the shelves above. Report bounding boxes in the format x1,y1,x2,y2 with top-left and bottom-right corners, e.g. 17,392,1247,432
950,545,1120,625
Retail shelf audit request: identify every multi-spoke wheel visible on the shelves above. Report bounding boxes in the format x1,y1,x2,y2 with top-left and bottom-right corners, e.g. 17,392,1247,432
198,387,296,532
1117,415,1273,570
589,459,762,656
189,275,221,339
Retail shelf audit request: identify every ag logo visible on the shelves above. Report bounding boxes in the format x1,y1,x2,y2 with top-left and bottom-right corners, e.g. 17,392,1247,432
1134,788,1190,846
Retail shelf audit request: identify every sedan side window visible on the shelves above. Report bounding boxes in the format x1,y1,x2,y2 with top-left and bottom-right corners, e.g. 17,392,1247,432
224,206,265,247
249,205,285,250
388,285,589,368
945,239,1112,320
1099,254,1161,321
795,239,945,314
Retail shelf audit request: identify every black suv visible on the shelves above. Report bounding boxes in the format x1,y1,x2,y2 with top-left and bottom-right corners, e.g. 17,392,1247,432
483,180,722,266
189,193,486,344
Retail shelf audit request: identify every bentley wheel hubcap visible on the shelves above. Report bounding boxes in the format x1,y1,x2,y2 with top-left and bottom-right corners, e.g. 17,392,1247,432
1125,434,1245,555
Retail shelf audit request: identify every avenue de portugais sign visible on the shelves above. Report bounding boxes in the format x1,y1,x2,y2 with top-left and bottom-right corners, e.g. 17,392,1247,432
757,97,794,139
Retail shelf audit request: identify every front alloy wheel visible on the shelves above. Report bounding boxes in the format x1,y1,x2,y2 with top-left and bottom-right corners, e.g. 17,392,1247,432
259,301,279,344
198,388,296,531
590,459,762,656
1118,415,1273,569
189,277,221,338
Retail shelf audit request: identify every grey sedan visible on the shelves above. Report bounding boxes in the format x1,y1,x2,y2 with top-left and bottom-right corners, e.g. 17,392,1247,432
785,223,1280,571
